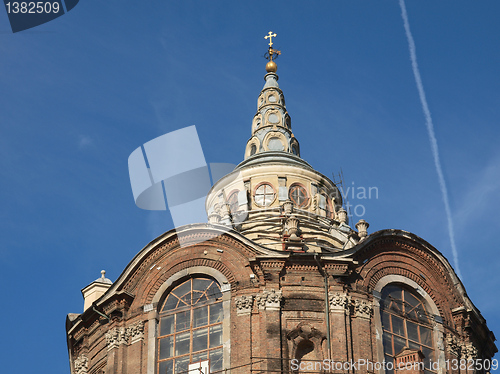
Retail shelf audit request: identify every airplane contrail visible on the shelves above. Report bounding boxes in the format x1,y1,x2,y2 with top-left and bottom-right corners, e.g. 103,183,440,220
399,0,462,279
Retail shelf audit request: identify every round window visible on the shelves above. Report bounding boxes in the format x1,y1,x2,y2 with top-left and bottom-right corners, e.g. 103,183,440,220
254,183,276,207
289,184,309,208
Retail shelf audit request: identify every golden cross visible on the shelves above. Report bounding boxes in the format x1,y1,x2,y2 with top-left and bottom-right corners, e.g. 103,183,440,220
265,31,277,47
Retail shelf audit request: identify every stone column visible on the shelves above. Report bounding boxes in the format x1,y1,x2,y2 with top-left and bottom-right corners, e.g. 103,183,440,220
105,321,145,374
233,295,254,374
351,299,374,374
329,292,351,365
145,308,158,374
127,321,145,374
255,289,283,373
105,327,124,374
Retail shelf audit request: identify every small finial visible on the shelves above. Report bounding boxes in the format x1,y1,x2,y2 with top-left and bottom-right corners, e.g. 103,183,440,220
266,61,278,73
264,31,281,72
101,270,106,279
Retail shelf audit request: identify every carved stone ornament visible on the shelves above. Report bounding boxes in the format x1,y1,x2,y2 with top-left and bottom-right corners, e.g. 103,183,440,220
329,292,351,312
105,321,145,350
353,299,373,319
461,343,478,360
255,289,282,310
282,199,293,215
235,295,254,315
446,334,461,356
337,207,347,224
285,215,300,240
74,355,88,374
129,320,145,344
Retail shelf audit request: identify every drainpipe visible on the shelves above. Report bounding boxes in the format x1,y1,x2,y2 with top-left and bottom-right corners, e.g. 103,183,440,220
315,253,332,361
92,305,110,321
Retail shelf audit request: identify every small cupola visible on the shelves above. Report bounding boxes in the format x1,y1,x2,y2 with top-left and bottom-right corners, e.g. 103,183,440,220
81,270,112,312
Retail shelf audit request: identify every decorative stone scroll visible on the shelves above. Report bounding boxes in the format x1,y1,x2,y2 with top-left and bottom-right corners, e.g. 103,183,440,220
235,295,254,315
353,299,373,319
329,292,351,312
105,320,145,350
255,289,282,310
74,355,88,374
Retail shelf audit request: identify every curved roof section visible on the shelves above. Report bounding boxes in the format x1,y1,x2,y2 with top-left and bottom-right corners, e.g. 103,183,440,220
95,223,283,306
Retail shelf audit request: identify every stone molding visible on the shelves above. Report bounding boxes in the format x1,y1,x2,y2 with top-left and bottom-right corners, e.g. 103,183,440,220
353,299,373,319
74,355,88,374
329,292,351,312
235,295,254,315
105,320,145,350
255,289,282,310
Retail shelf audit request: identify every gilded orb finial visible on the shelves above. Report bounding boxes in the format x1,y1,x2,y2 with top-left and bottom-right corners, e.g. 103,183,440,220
266,60,278,73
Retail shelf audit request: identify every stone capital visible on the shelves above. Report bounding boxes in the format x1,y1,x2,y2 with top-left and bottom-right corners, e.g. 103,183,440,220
255,289,282,311
74,355,88,374
105,320,145,349
353,299,373,319
235,295,254,315
329,292,351,313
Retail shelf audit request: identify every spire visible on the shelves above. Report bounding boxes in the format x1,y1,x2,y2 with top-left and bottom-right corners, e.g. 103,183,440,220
244,32,300,160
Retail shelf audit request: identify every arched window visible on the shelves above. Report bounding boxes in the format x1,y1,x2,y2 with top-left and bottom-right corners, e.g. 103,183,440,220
226,190,239,214
157,276,224,374
380,284,435,373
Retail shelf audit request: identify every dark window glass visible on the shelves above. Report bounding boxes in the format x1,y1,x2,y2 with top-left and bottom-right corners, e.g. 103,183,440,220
157,277,224,373
380,284,436,372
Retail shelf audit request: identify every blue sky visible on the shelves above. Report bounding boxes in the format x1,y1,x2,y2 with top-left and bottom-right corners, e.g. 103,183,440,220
1,1,499,372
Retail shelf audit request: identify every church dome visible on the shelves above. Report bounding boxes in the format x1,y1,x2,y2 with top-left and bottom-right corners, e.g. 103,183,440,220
206,56,364,252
